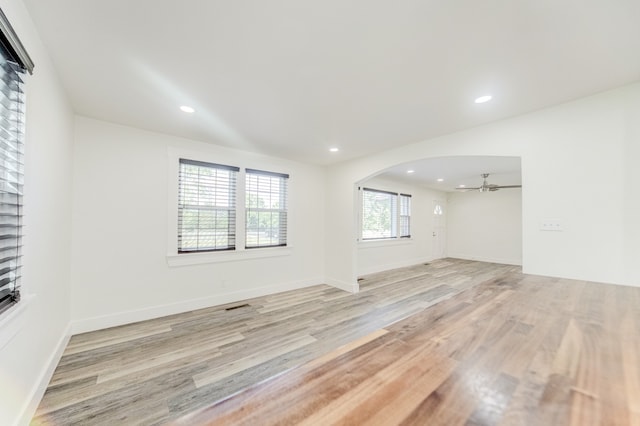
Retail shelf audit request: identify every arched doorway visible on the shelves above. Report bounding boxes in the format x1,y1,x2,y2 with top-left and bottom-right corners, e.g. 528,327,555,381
353,155,522,284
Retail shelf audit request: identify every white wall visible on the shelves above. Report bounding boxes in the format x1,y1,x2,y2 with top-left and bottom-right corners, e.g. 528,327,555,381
623,89,640,286
0,0,75,424
325,82,640,289
447,189,522,265
357,177,446,275
70,117,326,331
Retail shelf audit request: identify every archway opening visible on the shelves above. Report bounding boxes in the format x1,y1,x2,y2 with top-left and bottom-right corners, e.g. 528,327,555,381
354,155,522,281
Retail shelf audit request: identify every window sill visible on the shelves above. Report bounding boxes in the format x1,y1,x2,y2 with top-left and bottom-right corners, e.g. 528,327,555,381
167,246,292,267
358,238,413,249
0,293,35,350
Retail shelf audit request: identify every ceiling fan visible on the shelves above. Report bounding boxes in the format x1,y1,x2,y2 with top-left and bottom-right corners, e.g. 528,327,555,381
456,173,521,192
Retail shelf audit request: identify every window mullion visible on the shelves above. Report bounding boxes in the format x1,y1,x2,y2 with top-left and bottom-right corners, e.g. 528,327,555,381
236,169,246,252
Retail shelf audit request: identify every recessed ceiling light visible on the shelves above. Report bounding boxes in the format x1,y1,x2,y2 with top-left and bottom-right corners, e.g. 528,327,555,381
329,147,339,152
474,95,492,104
437,178,444,182
407,170,415,174
180,105,195,113
458,184,466,188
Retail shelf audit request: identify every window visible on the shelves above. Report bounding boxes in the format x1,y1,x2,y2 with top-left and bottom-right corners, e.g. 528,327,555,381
362,188,398,240
0,10,32,316
400,194,411,237
245,169,288,248
178,159,238,252
171,161,290,261
361,188,412,241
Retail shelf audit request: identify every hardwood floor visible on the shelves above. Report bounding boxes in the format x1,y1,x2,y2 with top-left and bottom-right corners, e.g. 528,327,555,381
33,259,640,425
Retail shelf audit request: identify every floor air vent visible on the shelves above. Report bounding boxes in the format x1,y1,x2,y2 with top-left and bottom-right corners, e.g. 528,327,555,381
225,303,250,311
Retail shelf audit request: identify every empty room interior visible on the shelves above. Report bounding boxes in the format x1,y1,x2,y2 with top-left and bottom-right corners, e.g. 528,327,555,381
1,0,639,425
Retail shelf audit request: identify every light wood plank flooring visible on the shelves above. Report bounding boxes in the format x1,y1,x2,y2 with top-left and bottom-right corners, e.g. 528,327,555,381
33,259,640,425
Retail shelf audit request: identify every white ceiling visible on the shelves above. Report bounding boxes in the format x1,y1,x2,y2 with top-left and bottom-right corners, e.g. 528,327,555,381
373,156,521,192
23,0,640,165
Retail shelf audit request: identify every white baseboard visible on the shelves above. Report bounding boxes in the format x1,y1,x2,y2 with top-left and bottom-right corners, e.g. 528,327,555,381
325,277,359,293
447,253,522,266
18,322,72,426
70,277,324,335
358,257,434,276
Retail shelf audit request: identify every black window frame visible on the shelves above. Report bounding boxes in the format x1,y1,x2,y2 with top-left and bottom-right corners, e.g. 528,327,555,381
245,168,289,249
361,188,412,241
177,159,239,253
399,193,411,238
0,8,32,316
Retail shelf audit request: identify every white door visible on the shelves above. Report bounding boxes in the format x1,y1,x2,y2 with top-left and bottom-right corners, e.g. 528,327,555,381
432,200,446,259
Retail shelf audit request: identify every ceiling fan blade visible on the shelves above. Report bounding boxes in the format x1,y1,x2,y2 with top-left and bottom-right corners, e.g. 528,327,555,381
455,187,480,190
494,185,522,189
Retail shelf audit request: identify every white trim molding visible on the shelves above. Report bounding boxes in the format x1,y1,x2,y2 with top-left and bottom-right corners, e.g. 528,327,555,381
358,257,435,276
0,294,35,350
71,277,324,334
325,277,359,294
19,322,71,426
447,254,522,266
358,238,413,249
167,246,292,267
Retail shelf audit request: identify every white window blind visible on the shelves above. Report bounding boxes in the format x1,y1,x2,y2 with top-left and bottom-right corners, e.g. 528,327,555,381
0,8,31,315
178,159,239,253
400,194,411,238
245,169,288,248
362,188,398,240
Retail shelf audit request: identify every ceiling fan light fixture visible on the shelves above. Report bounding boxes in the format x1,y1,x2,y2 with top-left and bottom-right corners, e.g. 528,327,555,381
454,173,521,192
